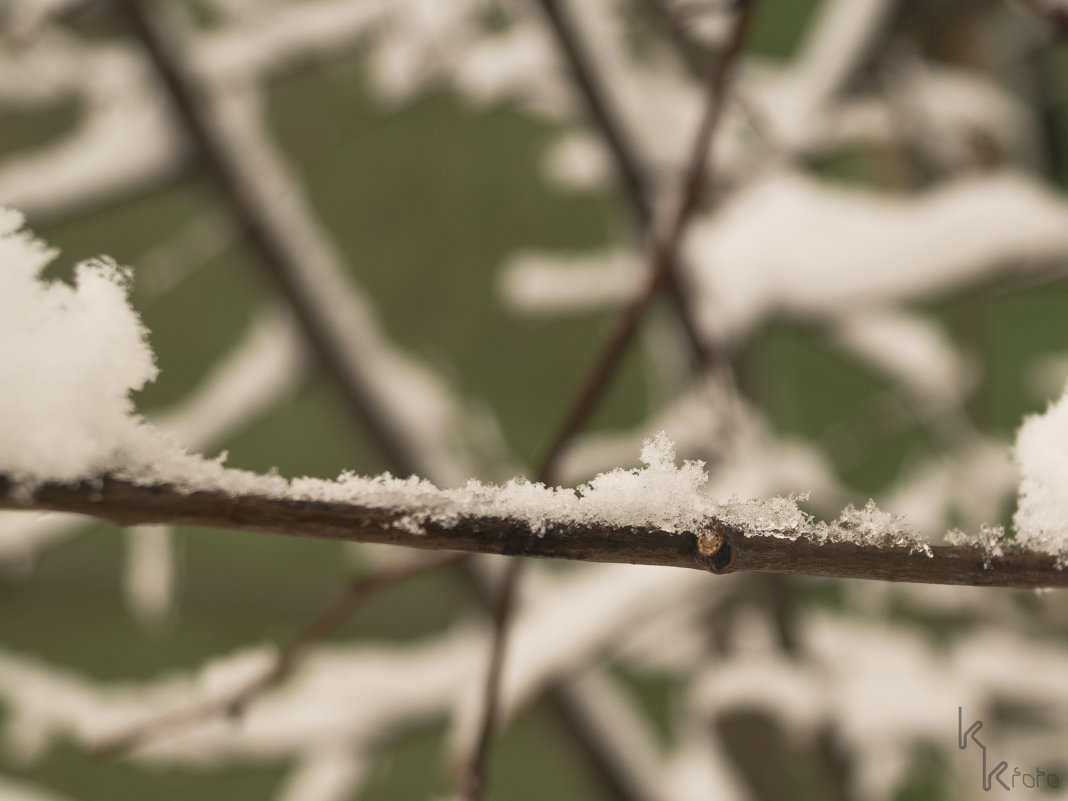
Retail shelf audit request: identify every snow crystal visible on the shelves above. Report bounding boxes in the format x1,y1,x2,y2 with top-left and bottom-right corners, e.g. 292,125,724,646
716,497,933,555
293,431,715,535
1014,385,1068,562
946,525,1006,569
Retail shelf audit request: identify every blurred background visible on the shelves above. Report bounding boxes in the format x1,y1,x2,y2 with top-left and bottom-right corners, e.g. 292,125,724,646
3,0,1068,799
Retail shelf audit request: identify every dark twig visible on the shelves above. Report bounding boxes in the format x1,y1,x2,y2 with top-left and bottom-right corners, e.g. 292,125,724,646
93,551,465,756
532,0,714,367
0,474,723,571
535,0,653,226
632,0,717,78
751,574,856,800
537,0,755,483
458,558,524,801
2,475,1066,587
114,0,426,478
450,564,655,801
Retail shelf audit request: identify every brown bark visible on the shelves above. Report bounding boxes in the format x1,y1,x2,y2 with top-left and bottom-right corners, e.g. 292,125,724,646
3,474,1064,588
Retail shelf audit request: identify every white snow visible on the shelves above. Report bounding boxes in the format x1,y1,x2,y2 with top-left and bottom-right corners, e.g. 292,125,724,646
0,208,292,493
1014,383,1068,561
946,525,1007,568
290,431,715,535
123,525,177,626
684,170,1068,340
716,496,933,555
0,209,160,483
498,249,643,315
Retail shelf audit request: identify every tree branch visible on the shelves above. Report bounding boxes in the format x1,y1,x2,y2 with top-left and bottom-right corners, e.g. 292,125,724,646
534,0,653,227
458,557,524,801
530,0,724,379
631,0,717,78
3,475,1065,588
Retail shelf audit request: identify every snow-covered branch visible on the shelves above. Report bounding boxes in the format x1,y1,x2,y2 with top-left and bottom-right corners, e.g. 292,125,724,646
2,472,1066,587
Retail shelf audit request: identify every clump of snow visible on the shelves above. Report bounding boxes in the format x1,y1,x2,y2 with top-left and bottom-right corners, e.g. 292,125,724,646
0,209,158,483
0,210,286,494
946,525,1006,569
1014,385,1068,562
579,433,712,532
824,501,923,553
716,494,813,537
293,432,715,535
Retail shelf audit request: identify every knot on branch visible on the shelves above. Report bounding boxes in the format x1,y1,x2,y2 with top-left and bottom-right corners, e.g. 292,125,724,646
697,524,732,572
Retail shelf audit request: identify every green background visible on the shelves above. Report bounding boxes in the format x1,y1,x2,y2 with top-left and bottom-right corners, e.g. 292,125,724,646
2,1,1067,798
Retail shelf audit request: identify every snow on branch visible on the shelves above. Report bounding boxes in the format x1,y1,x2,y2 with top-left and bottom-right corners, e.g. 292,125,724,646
3,471,1068,587
1,203,1067,588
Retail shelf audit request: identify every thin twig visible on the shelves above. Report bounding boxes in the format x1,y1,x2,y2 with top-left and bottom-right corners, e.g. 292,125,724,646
457,558,524,801
632,0,717,78
0,474,724,570
751,574,856,801
458,6,754,796
535,0,653,226
537,0,755,483
114,0,426,478
542,0,652,223
532,0,714,368
450,563,656,801
93,551,466,757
